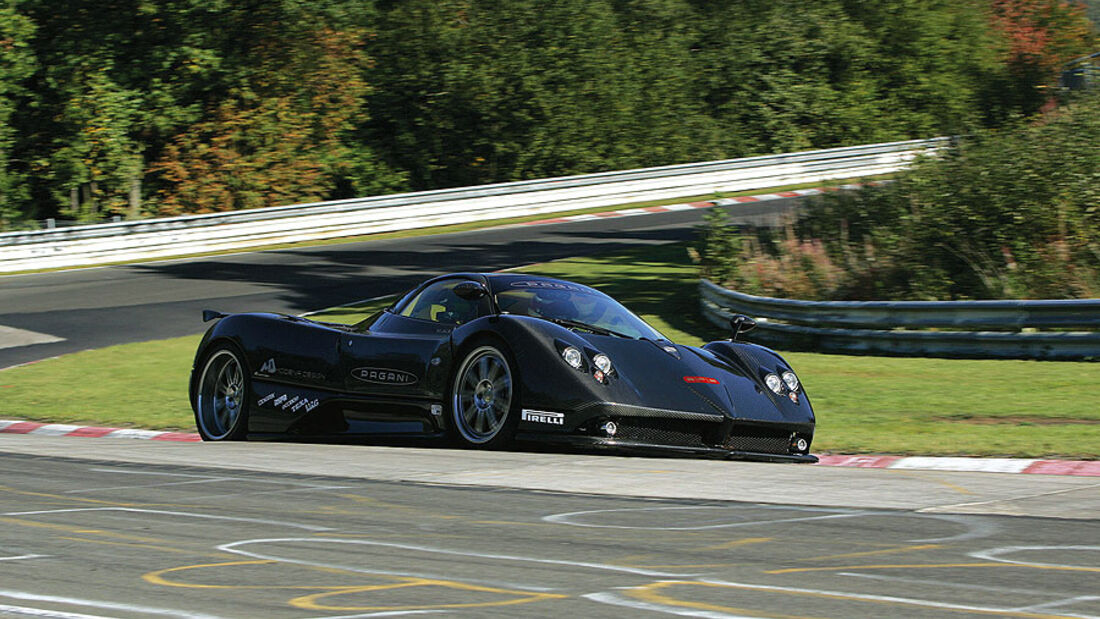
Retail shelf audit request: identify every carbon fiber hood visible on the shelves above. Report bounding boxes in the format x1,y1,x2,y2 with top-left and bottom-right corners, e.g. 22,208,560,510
579,336,814,425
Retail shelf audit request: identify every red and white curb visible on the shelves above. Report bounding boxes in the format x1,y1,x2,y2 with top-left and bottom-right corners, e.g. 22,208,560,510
517,184,865,227
2,419,1095,476
0,420,200,442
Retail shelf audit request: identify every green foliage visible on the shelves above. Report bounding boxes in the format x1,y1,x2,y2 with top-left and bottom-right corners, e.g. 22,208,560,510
714,94,1100,300
694,208,742,285
0,0,1096,227
0,1,35,226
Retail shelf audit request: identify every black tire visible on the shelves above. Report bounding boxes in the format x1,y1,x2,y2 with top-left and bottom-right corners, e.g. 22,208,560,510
450,343,520,449
193,343,250,441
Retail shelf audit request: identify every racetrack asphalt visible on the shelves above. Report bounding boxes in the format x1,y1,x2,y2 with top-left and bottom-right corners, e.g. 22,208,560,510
0,437,1097,618
0,198,804,369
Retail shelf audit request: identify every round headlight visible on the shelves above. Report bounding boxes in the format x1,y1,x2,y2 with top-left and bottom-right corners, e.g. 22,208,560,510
782,371,799,392
764,373,784,394
562,346,583,369
593,354,612,374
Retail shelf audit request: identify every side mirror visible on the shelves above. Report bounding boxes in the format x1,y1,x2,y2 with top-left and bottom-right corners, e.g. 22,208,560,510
729,314,757,341
453,281,489,301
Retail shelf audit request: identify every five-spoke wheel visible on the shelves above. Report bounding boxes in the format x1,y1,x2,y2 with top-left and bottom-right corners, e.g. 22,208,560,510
451,345,517,448
195,346,249,441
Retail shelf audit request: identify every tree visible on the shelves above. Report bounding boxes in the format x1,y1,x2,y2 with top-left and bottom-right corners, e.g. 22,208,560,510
0,1,35,227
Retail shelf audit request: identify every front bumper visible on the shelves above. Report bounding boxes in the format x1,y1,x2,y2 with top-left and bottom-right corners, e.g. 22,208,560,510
519,401,816,462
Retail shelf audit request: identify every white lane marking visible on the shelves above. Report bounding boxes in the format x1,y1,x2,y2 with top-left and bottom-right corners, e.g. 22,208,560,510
582,591,759,618
0,603,114,619
892,456,1035,474
694,578,1100,619
0,325,65,351
88,467,344,487
65,477,234,494
543,505,867,530
0,554,47,562
2,507,332,532
219,537,563,591
906,513,1000,543
920,482,1100,514
1012,596,1100,613
0,589,220,619
220,537,696,580
839,572,1060,597
26,425,82,437
970,545,1100,569
301,611,445,619
182,484,353,502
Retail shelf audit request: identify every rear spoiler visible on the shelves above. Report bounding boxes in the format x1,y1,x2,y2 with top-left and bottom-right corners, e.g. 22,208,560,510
202,309,228,323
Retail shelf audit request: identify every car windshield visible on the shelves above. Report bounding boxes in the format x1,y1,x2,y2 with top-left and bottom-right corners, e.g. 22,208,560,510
492,280,665,340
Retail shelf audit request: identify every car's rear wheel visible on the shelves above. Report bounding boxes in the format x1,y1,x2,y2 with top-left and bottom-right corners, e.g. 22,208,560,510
194,344,250,441
451,344,518,448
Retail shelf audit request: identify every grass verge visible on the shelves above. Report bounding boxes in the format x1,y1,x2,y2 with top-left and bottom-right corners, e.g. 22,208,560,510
2,242,1096,458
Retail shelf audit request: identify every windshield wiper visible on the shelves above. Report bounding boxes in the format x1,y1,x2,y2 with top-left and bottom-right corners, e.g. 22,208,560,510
543,317,634,339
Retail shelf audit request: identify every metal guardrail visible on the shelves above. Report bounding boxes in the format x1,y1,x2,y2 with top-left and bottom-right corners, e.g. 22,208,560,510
700,279,1100,360
0,138,947,273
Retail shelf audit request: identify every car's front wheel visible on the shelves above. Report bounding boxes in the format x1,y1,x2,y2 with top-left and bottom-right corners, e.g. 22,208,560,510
450,344,518,449
194,344,250,441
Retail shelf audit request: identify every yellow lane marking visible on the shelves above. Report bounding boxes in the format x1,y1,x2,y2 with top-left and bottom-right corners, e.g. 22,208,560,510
0,516,182,545
0,485,136,507
798,544,942,562
289,578,567,612
144,560,567,612
766,562,1100,575
700,537,774,551
629,580,1093,619
144,560,352,590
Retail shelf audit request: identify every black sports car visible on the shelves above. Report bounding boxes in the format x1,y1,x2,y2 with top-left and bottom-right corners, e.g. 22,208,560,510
189,273,816,462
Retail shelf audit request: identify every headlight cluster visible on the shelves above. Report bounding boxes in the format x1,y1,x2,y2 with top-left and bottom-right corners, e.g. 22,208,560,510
561,346,613,383
765,370,800,395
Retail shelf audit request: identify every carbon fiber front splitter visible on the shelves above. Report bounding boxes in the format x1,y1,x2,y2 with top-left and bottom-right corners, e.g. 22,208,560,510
515,433,818,463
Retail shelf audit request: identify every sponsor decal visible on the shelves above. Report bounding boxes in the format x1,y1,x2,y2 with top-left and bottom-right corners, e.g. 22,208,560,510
683,376,720,385
303,399,320,412
272,394,288,407
521,409,565,425
260,358,277,374
258,357,324,381
282,395,301,410
258,392,320,413
351,367,418,386
257,393,275,406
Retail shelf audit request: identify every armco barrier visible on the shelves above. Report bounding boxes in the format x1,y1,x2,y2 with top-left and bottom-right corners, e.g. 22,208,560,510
0,138,947,273
699,279,1100,360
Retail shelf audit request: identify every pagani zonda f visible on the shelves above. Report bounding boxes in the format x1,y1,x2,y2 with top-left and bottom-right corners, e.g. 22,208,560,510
190,273,816,461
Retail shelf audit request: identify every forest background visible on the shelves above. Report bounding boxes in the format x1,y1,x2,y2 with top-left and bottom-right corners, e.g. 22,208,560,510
0,0,1096,230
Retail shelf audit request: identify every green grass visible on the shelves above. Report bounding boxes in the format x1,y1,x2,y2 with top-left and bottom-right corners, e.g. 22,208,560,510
3,242,1097,458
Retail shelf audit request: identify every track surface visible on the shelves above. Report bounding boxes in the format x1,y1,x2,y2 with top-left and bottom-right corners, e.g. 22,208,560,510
0,199,802,369
0,443,1097,619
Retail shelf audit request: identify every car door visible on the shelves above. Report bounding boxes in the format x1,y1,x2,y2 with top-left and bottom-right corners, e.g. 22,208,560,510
337,277,491,429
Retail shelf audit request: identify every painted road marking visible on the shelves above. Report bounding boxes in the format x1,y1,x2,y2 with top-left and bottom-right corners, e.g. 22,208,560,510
0,554,47,562
971,545,1100,571
0,603,116,619
219,537,698,580
2,507,333,532
582,590,761,618
624,579,1100,619
543,505,868,530
0,325,64,351
0,589,220,619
